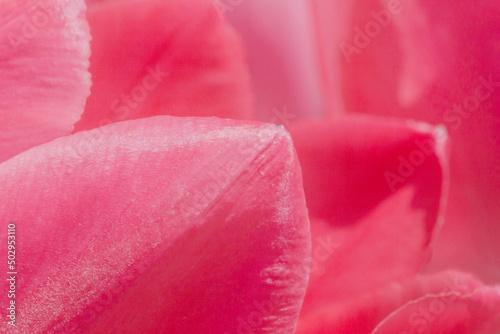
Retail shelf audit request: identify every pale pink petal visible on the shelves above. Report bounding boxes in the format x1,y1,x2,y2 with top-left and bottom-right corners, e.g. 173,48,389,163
0,0,91,162
75,0,254,132
226,0,326,121
309,0,353,116
0,116,310,333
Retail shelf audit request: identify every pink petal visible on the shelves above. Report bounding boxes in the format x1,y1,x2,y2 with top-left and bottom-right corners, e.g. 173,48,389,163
412,2,500,284
289,116,448,313
372,278,500,333
309,0,354,115
74,0,254,132
226,0,326,120
296,271,491,334
340,0,446,116
0,116,310,333
330,0,500,281
0,0,91,163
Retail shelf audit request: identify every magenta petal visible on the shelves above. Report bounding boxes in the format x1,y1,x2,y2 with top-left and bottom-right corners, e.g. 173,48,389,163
289,116,448,312
0,0,91,163
336,0,500,282
75,0,254,132
296,271,490,334
0,117,310,333
372,278,500,333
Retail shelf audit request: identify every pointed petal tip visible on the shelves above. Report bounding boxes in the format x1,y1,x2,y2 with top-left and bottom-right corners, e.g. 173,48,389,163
0,116,310,333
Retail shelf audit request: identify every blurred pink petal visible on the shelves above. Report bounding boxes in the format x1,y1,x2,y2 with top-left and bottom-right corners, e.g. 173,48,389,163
339,0,445,115
404,1,500,284
75,0,254,132
309,0,353,116
289,116,448,313
0,0,91,163
296,271,493,334
226,0,326,120
0,116,310,333
372,279,500,333
317,0,500,282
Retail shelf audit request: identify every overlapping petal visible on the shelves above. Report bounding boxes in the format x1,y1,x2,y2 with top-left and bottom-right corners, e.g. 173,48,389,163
0,116,310,333
0,0,91,163
74,0,254,132
372,278,500,333
289,116,448,314
296,270,495,334
315,0,500,282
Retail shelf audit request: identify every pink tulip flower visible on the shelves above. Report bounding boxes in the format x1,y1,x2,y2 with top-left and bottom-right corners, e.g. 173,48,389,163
226,0,500,332
1,1,310,333
1,0,500,333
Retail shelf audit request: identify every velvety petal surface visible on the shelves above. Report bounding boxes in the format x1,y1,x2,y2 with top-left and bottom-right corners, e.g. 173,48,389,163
296,271,492,334
326,0,500,282
74,0,254,132
0,0,91,163
0,116,310,333
289,116,448,314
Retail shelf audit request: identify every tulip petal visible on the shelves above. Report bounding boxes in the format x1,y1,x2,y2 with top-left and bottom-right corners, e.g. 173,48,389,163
0,116,310,333
372,280,500,334
332,0,500,282
0,0,91,163
410,1,500,284
309,0,354,116
340,0,445,115
226,0,326,120
289,116,448,313
295,271,491,334
74,0,254,132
